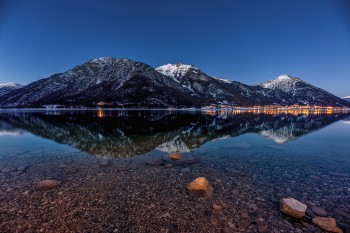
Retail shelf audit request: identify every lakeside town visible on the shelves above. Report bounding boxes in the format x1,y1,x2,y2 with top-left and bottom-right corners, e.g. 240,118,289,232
1,103,348,112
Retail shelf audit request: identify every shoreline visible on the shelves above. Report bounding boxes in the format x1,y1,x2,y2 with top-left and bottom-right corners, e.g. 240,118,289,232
0,107,349,114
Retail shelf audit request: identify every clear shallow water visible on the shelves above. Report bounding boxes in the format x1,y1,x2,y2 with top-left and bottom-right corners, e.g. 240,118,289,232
0,110,350,232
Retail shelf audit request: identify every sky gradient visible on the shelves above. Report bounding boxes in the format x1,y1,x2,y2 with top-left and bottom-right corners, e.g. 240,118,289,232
0,0,349,97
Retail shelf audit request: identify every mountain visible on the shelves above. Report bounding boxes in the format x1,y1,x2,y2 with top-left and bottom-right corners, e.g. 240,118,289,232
0,58,349,108
156,63,269,106
0,58,194,108
343,96,350,102
258,75,348,106
0,82,24,97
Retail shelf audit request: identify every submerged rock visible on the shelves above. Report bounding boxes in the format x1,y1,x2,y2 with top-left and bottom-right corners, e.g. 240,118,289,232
187,177,208,191
305,208,315,218
312,217,343,233
163,154,200,165
241,211,249,219
17,165,30,171
158,212,171,218
333,207,350,218
187,177,209,191
169,152,182,160
210,217,218,225
213,203,223,212
280,197,307,218
146,159,163,166
1,167,14,173
99,161,111,168
179,167,191,173
328,172,350,178
311,206,327,217
163,163,173,168
35,180,62,191
187,177,213,197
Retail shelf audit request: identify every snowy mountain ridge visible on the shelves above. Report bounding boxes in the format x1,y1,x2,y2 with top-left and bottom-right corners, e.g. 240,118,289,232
156,63,233,84
156,63,197,78
259,75,303,94
0,57,349,108
0,82,24,97
212,76,232,84
0,82,24,88
155,63,199,83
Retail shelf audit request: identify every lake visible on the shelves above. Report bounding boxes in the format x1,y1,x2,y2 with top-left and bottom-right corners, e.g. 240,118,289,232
0,110,350,232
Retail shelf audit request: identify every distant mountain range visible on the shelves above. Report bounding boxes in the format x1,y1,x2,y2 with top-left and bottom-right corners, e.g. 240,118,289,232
343,96,350,102
0,57,349,108
0,82,24,97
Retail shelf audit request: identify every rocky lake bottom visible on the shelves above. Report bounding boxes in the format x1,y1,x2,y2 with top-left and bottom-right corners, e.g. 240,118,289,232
0,111,350,232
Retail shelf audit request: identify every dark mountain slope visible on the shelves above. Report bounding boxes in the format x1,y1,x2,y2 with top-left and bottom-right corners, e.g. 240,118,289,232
1,58,349,108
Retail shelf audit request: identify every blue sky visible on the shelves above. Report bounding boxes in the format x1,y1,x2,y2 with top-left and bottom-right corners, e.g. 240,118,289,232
0,0,349,97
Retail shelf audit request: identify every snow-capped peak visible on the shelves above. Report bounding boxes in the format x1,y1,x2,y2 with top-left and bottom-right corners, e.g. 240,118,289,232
156,63,197,78
90,57,121,65
276,74,293,80
260,74,303,93
91,57,114,62
0,82,24,97
92,57,109,61
89,57,134,65
0,82,23,88
267,74,300,84
342,96,350,99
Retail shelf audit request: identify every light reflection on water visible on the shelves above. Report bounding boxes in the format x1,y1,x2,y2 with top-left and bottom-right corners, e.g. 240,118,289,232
0,110,349,159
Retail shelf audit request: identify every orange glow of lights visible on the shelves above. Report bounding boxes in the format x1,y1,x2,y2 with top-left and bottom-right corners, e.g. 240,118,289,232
97,110,105,118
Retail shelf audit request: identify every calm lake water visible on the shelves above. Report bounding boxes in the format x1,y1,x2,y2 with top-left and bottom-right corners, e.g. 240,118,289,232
0,110,350,232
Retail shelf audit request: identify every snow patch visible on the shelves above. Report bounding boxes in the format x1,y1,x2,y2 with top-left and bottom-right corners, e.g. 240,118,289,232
260,75,302,94
182,83,198,96
212,76,232,83
0,82,23,88
156,63,197,78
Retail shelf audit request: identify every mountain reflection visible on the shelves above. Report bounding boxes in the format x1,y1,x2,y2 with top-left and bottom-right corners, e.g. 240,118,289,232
0,110,348,158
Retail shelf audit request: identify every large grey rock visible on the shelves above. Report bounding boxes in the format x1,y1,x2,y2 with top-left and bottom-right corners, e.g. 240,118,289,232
280,197,307,218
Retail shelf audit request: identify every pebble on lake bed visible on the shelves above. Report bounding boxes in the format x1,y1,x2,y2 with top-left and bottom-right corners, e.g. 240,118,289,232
169,152,182,160
187,177,213,197
187,177,209,191
280,197,307,218
162,154,200,165
35,180,62,191
1,167,14,173
311,206,327,217
312,217,343,233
